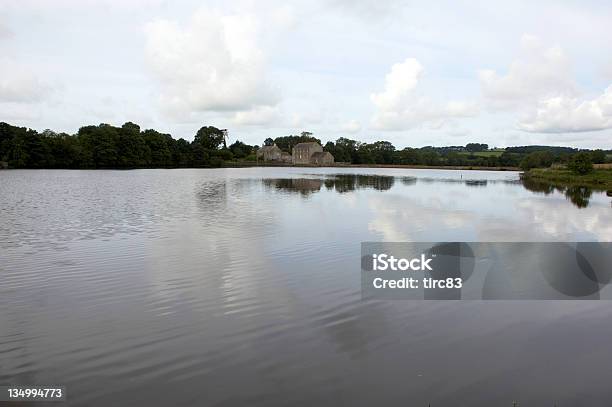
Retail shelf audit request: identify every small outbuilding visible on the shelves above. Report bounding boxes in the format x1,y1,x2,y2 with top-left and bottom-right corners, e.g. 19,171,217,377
310,151,334,166
257,144,283,161
280,152,293,163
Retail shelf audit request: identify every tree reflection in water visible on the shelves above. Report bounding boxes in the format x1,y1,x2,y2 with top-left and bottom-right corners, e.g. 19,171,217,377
565,186,592,208
261,172,600,209
521,177,594,208
262,174,398,195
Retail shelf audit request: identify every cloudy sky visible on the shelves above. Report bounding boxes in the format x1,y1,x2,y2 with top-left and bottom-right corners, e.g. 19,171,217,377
1,0,611,148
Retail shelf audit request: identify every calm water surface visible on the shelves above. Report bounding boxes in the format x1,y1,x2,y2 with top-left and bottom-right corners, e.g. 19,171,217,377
1,168,612,406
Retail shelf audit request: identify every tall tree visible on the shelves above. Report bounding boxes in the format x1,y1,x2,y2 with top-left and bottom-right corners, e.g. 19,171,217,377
194,126,225,150
118,122,147,167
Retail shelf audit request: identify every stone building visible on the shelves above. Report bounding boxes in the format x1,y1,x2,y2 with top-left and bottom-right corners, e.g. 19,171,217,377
257,144,283,161
280,152,292,163
292,142,321,164
258,141,334,165
310,151,334,166
292,142,334,165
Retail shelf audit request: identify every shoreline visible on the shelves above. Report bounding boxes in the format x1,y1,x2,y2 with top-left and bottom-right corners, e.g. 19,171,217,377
224,162,521,171
0,163,522,171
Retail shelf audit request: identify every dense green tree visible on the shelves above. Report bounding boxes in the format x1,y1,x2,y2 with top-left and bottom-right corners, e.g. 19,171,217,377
420,149,441,166
45,132,80,168
214,148,234,161
568,152,593,175
445,151,463,166
355,144,375,164
557,152,571,164
499,152,521,167
323,141,336,156
465,143,488,152
78,124,120,168
331,137,360,163
368,141,395,164
507,145,576,155
590,149,606,164
143,129,173,167
520,151,554,170
191,143,211,167
228,141,254,159
1,123,36,167
172,138,193,167
0,122,13,160
118,122,148,167
194,126,225,150
395,148,422,165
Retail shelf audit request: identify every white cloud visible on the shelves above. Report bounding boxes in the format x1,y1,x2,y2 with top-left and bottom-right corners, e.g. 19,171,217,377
0,20,12,39
289,110,324,128
516,198,612,241
518,86,612,133
341,119,361,133
0,102,42,121
0,60,52,103
2,1,612,147
367,194,474,241
371,58,423,110
144,8,279,118
0,17,53,104
479,35,612,134
370,58,477,130
329,0,409,21
603,60,612,81
233,105,280,126
479,35,576,110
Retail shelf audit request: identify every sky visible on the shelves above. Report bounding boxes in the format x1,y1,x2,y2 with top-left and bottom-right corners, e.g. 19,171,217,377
1,0,611,149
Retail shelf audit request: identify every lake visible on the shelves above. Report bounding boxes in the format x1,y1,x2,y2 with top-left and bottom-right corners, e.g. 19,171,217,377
1,168,611,406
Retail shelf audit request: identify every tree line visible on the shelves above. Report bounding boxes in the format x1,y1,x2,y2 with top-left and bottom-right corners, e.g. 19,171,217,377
0,121,609,169
322,138,609,169
0,122,258,169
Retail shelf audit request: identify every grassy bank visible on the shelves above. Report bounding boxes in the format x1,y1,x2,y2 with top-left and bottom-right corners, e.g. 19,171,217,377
522,168,612,191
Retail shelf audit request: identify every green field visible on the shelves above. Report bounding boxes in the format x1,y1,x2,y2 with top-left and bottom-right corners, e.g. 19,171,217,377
458,149,505,157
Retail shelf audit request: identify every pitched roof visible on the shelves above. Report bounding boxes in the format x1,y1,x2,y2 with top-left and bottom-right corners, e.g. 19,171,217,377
293,142,321,149
260,144,281,152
